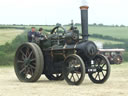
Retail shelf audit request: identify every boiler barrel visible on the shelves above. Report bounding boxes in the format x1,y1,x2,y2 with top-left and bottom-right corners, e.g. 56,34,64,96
65,41,97,59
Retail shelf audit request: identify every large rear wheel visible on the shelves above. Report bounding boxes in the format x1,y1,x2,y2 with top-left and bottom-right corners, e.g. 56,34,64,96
14,42,44,82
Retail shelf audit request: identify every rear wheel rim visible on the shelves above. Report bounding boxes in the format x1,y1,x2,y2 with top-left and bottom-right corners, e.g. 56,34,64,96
14,43,43,82
16,45,36,80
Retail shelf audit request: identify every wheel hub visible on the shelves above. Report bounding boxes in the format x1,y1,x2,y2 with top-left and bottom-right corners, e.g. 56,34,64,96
97,66,102,72
24,58,30,65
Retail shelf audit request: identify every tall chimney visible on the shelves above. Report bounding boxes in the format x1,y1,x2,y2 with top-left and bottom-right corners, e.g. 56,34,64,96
80,5,89,40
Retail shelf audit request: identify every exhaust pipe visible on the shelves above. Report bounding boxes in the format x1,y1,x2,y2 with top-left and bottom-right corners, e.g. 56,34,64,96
80,5,89,40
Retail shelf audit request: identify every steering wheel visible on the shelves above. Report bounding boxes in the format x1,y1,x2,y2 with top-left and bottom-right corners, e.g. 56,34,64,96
50,26,67,45
51,26,67,37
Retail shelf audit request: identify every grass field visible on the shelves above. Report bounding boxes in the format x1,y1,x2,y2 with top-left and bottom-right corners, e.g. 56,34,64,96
89,37,124,44
0,29,24,45
0,25,127,46
64,25,128,39
88,26,128,39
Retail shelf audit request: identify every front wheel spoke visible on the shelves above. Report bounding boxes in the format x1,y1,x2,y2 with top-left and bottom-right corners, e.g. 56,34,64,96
56,74,60,77
95,72,99,79
102,69,107,71
102,71,105,77
98,73,101,80
70,73,73,80
72,74,76,82
102,63,106,68
76,73,80,79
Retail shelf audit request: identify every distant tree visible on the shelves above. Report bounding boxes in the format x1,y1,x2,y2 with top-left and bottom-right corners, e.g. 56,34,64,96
93,23,97,26
75,23,81,26
13,24,16,26
120,25,125,27
98,23,104,26
56,23,61,26
115,25,119,27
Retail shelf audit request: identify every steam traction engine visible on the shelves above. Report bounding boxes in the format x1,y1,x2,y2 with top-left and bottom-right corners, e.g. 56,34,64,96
14,5,111,85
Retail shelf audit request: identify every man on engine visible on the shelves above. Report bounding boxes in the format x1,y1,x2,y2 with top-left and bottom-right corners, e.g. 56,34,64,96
28,27,39,42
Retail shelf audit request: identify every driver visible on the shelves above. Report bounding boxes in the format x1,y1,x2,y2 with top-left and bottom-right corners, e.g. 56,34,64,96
28,27,39,42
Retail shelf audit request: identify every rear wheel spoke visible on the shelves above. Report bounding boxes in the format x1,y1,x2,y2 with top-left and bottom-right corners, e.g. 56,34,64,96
30,67,34,76
30,58,36,62
26,47,30,57
20,66,27,74
28,51,33,59
20,50,27,58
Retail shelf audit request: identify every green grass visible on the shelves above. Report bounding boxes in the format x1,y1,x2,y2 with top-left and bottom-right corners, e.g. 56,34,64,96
0,29,24,45
89,37,124,44
88,26,128,39
66,25,128,40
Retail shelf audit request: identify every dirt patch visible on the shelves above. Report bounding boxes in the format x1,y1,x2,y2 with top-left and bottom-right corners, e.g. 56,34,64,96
0,63,128,96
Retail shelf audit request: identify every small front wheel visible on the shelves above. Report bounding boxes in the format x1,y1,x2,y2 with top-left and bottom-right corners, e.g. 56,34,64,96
63,54,85,85
88,55,111,84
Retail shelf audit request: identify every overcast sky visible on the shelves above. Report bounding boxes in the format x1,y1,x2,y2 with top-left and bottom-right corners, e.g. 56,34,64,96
0,0,128,25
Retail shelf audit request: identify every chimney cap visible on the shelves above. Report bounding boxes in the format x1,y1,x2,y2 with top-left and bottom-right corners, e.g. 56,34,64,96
80,6,89,10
